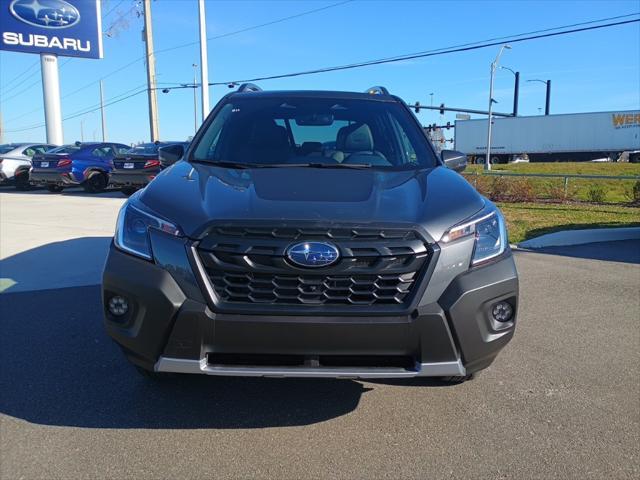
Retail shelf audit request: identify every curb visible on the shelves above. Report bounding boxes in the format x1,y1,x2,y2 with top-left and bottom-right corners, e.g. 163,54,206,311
517,227,640,249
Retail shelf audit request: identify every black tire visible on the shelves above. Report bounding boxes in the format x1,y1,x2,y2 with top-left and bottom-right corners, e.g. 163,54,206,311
121,186,138,197
83,171,108,193
46,184,64,193
14,171,31,191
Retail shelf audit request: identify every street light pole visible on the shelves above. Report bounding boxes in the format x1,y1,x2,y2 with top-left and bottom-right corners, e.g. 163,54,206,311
501,66,520,117
485,44,511,171
527,79,551,115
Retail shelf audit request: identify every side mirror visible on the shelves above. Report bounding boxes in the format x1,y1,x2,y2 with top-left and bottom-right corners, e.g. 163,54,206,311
441,150,468,173
158,144,185,168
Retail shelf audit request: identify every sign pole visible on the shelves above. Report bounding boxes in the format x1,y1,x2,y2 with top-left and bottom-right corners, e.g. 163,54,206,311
198,0,209,122
40,53,63,145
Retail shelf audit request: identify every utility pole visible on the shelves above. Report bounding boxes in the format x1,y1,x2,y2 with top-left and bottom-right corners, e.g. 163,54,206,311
198,0,209,122
143,0,160,141
40,54,64,145
99,80,107,141
80,118,84,142
485,44,511,171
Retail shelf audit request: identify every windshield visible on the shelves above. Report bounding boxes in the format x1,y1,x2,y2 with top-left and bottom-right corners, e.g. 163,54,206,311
126,143,160,155
192,97,437,169
48,145,82,154
0,144,19,154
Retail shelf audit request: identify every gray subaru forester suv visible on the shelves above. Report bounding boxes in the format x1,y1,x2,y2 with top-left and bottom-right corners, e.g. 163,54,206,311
103,85,518,383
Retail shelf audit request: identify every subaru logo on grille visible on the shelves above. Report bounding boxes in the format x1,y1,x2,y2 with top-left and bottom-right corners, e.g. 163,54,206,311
286,242,339,268
10,0,80,29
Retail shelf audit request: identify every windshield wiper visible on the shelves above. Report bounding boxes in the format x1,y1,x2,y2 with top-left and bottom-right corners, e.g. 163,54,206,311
267,162,373,169
192,160,374,169
194,160,263,169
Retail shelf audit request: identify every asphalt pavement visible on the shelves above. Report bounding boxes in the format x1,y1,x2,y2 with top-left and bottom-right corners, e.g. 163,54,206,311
1,190,638,479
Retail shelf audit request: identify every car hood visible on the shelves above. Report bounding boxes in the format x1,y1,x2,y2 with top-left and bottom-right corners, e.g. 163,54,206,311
139,162,485,242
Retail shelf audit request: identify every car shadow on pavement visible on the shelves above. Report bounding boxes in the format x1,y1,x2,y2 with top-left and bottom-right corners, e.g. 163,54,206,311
0,237,112,293
0,186,126,198
517,239,640,264
0,284,371,429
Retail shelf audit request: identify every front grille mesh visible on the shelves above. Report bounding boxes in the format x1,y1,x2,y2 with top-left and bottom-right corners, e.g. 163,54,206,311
209,271,419,305
197,225,430,308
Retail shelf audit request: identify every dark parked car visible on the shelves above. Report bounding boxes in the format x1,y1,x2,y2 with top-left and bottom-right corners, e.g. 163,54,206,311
111,141,189,196
103,85,518,382
30,142,129,193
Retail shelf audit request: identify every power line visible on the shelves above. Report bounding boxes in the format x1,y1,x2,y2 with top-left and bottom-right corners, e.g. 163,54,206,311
1,58,72,103
209,16,640,86
104,3,140,36
0,59,39,94
155,0,354,56
5,88,149,133
2,0,355,106
5,12,638,133
102,0,127,19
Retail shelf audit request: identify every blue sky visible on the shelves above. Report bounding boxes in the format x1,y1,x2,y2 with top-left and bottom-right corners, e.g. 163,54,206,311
1,0,639,145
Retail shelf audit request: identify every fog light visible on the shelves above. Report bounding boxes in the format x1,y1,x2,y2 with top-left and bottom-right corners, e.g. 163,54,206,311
108,296,129,316
492,301,513,323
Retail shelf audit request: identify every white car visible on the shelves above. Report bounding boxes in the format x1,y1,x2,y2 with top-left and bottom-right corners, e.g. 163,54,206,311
0,143,56,189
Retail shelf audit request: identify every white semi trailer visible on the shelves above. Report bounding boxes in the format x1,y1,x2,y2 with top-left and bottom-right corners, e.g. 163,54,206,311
454,110,640,163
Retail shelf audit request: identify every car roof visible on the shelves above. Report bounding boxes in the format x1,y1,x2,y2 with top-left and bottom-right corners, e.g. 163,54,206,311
227,90,401,103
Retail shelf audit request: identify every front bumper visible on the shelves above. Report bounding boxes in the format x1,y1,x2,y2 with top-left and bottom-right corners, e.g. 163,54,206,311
103,233,518,378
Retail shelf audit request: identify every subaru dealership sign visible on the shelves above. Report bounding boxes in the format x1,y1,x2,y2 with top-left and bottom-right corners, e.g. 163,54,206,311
0,0,102,59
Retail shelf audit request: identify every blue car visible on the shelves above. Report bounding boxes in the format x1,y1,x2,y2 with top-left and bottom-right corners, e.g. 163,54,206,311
30,142,129,193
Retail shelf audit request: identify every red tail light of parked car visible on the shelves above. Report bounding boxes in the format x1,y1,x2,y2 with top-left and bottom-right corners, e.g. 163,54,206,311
143,159,160,169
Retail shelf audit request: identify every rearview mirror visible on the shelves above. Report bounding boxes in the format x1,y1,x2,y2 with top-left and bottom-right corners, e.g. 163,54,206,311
295,113,334,126
441,150,467,173
159,144,185,168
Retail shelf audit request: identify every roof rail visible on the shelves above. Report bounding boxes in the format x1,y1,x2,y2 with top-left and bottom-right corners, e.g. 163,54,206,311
365,86,390,95
237,83,262,93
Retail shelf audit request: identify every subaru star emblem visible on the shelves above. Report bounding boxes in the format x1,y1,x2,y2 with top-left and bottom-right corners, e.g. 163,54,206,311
286,242,340,268
10,0,80,29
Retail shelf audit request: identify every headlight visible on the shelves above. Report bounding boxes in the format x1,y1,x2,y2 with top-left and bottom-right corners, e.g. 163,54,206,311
441,205,508,266
114,202,181,260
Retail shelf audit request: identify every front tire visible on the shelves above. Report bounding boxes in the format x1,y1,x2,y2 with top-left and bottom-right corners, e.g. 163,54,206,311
46,184,63,193
83,171,108,193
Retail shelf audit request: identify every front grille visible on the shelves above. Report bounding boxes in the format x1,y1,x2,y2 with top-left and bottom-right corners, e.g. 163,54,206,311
196,225,431,308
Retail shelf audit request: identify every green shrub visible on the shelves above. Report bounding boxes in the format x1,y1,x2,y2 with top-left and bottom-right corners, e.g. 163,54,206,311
488,176,510,202
508,178,536,202
586,185,606,203
624,181,640,204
